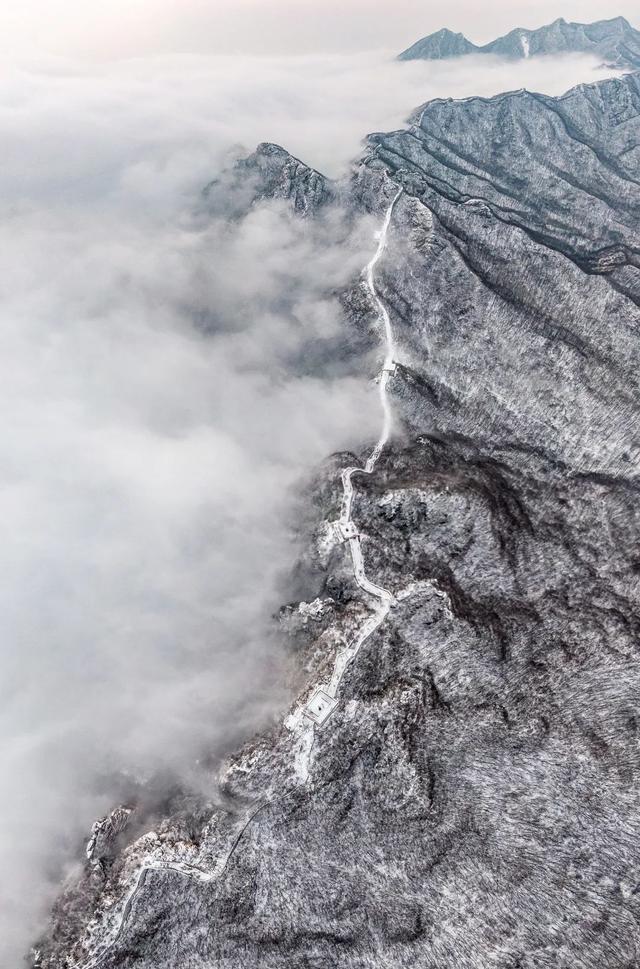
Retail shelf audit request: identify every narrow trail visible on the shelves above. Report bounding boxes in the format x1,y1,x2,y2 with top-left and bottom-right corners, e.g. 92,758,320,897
304,186,403,720
71,185,403,969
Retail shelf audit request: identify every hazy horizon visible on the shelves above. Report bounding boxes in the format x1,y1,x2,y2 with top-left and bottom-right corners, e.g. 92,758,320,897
0,0,637,60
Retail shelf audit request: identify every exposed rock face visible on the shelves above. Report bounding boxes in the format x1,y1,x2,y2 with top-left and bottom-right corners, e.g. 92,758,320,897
398,15,640,69
36,70,640,969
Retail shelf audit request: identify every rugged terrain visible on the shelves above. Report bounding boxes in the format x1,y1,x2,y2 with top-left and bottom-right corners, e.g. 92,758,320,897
398,16,640,69
35,70,640,969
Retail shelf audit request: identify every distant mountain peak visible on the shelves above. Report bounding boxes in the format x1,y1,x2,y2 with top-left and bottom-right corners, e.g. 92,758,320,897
398,26,477,61
398,15,640,69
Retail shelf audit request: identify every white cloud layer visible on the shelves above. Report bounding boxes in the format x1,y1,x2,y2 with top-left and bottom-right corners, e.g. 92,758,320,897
0,38,623,967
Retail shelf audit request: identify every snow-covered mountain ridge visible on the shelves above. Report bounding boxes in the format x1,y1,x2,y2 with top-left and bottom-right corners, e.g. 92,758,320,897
398,16,640,69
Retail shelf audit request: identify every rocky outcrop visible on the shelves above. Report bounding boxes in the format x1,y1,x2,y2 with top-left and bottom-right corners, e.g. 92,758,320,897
204,142,334,217
398,15,640,69
35,69,640,969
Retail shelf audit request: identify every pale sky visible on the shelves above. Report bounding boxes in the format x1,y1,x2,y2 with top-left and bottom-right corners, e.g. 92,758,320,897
1,0,638,59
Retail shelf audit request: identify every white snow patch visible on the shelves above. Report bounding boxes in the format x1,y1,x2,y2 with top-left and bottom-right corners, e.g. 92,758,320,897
315,520,341,564
344,700,359,721
285,708,316,783
297,598,328,623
